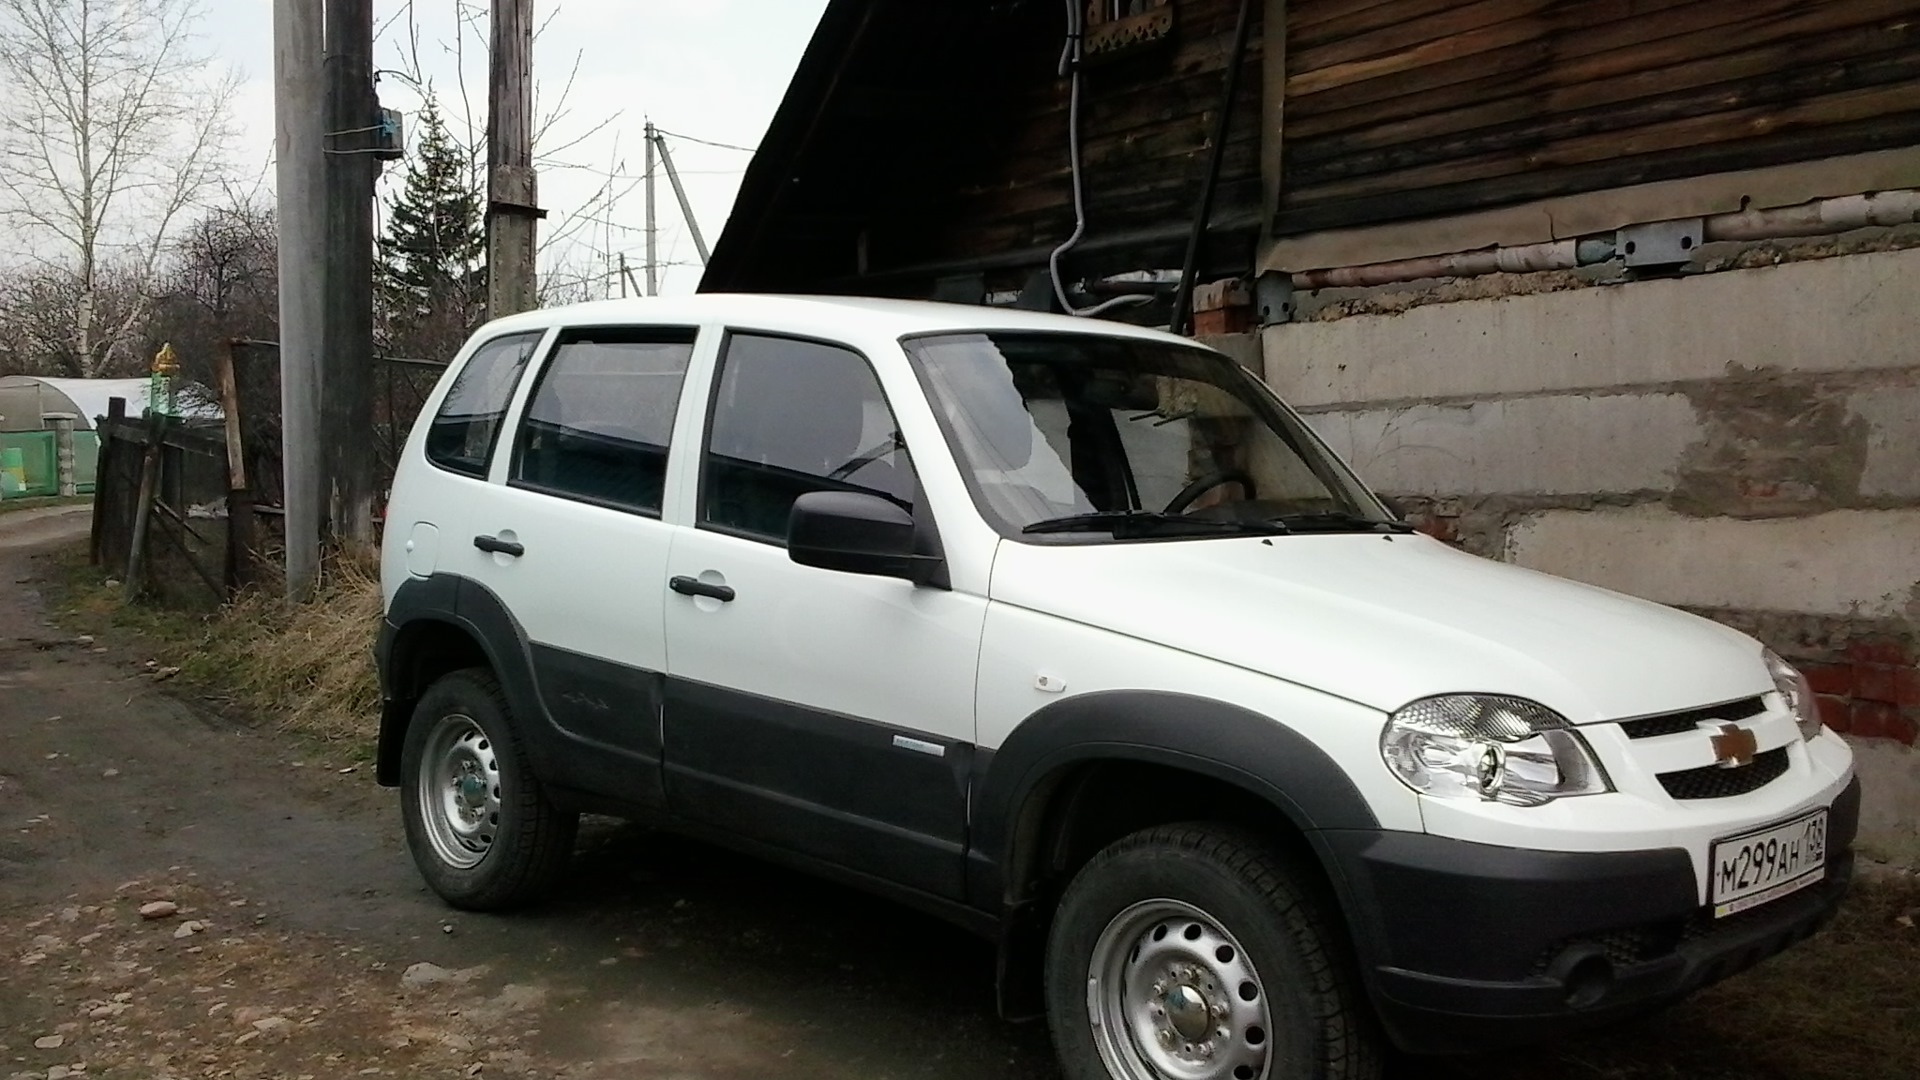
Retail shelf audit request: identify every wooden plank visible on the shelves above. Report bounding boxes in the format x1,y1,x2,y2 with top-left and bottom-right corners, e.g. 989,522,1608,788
123,412,166,603
1287,15,1920,142
1290,38,1555,118
1288,0,1413,36
1275,108,1920,235
1287,80,1920,202
215,341,255,597
1554,0,1920,83
88,396,127,566
147,499,226,603
1290,46,1920,183
1290,0,1470,50
1286,16,1545,97
1286,0,1825,111
1289,0,1551,74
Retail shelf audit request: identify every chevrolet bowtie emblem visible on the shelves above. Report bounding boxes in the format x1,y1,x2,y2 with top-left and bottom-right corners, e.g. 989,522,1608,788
1711,723,1759,768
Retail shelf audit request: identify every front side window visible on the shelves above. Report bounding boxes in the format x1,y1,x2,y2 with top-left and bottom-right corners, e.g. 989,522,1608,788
510,327,696,515
906,331,1390,542
425,331,543,478
701,333,916,543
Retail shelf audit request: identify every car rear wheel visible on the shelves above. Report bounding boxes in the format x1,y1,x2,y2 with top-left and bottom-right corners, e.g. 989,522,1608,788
400,668,576,910
1045,823,1382,1080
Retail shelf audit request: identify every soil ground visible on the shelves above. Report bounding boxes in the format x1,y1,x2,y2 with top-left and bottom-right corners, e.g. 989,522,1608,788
2,510,1914,1080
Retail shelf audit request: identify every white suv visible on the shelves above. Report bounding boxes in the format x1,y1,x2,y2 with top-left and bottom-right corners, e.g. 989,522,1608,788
377,295,1859,1080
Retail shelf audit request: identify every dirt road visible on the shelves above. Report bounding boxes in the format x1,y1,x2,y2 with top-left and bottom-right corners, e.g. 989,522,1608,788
6,513,1914,1080
0,524,1055,1079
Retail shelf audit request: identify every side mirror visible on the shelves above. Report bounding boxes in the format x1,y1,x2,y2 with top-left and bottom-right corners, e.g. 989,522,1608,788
788,491,943,584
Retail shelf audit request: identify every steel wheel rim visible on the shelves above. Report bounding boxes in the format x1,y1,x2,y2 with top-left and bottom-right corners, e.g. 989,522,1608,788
416,713,502,870
1086,899,1273,1080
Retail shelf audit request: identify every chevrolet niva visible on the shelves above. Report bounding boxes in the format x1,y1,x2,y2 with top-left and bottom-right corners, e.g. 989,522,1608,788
377,295,1857,1080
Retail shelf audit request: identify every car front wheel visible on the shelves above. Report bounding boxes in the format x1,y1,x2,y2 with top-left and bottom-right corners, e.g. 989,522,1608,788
1045,823,1382,1080
399,668,576,910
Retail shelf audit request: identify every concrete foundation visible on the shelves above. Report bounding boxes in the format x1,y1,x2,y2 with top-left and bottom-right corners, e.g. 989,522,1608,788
1262,243,1920,862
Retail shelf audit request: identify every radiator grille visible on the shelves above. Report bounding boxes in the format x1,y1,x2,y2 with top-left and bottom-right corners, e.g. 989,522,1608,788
1620,696,1766,740
1658,747,1790,800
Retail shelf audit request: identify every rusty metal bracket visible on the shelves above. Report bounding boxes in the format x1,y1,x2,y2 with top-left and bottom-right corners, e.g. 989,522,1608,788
1255,271,1295,326
1084,1,1174,59
1618,218,1703,271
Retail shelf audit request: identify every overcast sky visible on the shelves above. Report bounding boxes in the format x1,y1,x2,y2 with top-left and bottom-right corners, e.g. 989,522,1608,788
215,0,829,295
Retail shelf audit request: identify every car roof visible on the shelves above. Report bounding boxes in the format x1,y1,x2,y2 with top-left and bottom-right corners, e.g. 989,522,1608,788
473,293,1200,347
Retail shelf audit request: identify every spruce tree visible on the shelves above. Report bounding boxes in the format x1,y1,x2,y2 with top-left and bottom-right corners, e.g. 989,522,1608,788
378,95,485,359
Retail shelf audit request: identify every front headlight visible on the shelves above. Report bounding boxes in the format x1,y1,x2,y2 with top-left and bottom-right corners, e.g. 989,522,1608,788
1381,695,1612,806
1764,649,1823,741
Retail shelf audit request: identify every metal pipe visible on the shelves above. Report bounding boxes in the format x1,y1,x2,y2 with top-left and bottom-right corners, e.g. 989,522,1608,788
1703,188,1920,241
1169,0,1256,336
1287,188,1920,293
1047,0,1150,317
1291,239,1591,291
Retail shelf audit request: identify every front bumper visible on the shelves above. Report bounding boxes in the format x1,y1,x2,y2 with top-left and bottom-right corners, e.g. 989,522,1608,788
1323,775,1861,1055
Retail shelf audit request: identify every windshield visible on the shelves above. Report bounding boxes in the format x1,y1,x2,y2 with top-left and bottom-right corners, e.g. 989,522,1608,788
905,331,1392,541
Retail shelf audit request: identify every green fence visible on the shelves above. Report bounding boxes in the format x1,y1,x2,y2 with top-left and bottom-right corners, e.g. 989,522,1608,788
0,430,101,498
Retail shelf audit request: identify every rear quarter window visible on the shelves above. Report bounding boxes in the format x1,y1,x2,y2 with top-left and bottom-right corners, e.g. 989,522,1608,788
425,331,544,478
510,327,698,515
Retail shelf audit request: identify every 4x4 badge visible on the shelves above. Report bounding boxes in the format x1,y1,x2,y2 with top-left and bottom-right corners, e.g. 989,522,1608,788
1710,724,1759,768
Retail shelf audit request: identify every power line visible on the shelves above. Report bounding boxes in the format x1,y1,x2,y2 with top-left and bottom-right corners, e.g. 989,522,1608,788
652,127,756,154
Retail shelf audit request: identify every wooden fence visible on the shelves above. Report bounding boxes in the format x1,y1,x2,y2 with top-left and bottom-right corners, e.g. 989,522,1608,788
90,341,450,605
91,347,263,606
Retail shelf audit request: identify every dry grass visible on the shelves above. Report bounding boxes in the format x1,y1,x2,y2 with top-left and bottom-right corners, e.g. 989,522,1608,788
182,551,384,745
47,543,383,753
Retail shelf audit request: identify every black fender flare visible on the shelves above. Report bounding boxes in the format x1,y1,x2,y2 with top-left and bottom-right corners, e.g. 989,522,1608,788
969,689,1381,908
375,573,547,786
968,690,1385,1020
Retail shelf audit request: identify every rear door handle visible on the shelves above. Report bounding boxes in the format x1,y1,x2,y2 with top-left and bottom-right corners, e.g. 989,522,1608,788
669,575,735,602
473,534,524,557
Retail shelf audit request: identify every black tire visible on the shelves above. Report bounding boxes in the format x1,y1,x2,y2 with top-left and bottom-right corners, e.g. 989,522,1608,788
399,668,577,910
1045,823,1383,1080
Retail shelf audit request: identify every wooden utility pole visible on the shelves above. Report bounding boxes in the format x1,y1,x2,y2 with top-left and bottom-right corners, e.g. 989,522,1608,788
323,0,377,544
644,120,658,296
487,0,540,318
274,0,326,598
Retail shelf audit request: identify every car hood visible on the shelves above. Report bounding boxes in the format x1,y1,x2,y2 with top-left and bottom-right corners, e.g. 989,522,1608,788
988,532,1771,723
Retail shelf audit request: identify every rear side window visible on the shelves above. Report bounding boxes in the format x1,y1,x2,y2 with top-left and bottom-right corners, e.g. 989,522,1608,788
701,333,916,543
510,327,697,515
425,331,543,478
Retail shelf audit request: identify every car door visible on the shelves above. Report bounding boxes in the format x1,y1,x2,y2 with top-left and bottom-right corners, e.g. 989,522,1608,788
661,331,985,900
457,324,703,810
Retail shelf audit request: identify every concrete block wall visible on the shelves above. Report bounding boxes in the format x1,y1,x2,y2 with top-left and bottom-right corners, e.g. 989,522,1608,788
1261,245,1920,863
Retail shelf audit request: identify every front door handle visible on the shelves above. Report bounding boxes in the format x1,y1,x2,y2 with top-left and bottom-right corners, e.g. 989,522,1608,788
473,534,525,557
669,575,735,602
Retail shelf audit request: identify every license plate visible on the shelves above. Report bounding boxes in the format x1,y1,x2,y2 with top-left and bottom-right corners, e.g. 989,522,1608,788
1709,809,1828,918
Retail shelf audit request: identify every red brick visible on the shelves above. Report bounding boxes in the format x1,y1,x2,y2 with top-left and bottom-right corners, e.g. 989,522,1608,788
1888,709,1920,746
1817,695,1852,734
1898,667,1920,708
1802,662,1853,696
1846,638,1912,667
1855,664,1901,705
1415,516,1459,543
1851,701,1899,741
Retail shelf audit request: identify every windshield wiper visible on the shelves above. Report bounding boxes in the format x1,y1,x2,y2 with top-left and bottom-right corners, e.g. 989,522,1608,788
1268,511,1414,534
1023,511,1290,537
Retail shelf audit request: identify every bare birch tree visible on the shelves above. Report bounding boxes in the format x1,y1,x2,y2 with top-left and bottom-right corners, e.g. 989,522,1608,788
0,0,236,376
